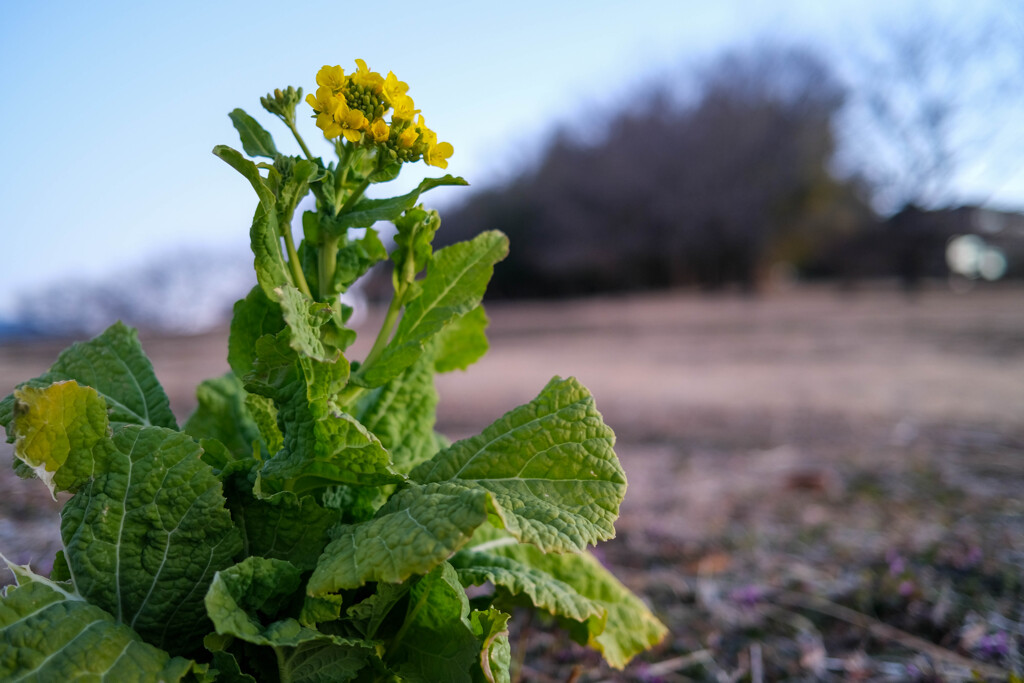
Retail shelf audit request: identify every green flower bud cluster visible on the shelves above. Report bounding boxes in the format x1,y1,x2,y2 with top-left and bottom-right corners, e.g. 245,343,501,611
261,86,304,124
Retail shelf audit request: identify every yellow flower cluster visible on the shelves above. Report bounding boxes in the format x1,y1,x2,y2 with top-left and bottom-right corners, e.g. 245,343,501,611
306,61,454,169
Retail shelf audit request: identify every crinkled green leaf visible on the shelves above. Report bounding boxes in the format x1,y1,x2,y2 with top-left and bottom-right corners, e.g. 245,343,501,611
261,399,400,493
328,175,467,235
435,305,490,373
60,425,243,651
1,322,177,436
229,287,285,380
227,485,340,571
450,549,603,624
463,527,667,670
251,210,292,301
362,231,508,387
470,608,511,683
184,373,262,461
10,381,108,496
411,376,626,553
204,557,302,645
355,348,439,474
276,284,344,364
308,483,489,594
228,109,279,159
279,639,375,683
390,562,481,683
205,557,374,681
0,560,195,681
274,158,319,228
300,592,345,628
245,393,283,454
333,228,387,294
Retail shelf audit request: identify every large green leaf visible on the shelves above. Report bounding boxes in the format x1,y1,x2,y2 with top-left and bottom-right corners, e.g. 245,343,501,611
389,562,483,683
226,484,340,571
307,483,489,595
9,382,108,496
460,527,667,670
411,376,626,553
60,425,243,652
450,549,603,624
361,231,508,387
183,373,262,461
355,348,439,474
0,322,177,436
0,560,195,682
434,305,490,373
228,109,279,159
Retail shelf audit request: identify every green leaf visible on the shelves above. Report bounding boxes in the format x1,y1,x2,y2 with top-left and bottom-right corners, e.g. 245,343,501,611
368,160,402,183
213,144,275,211
60,425,243,652
275,158,319,227
333,229,388,294
469,608,511,683
329,175,468,234
450,549,603,624
227,485,340,571
411,376,626,553
245,393,284,456
355,348,439,474
183,373,263,461
204,557,375,681
345,581,409,639
1,322,177,434
461,527,668,670
204,557,302,645
280,639,376,683
435,306,490,373
362,231,508,387
276,283,344,363
10,382,108,496
229,109,279,159
389,562,481,683
261,393,401,493
307,483,489,594
229,287,285,379
0,560,195,681
251,209,293,301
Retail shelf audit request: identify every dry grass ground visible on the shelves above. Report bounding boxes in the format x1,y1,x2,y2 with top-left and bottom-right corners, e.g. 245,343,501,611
2,283,1022,681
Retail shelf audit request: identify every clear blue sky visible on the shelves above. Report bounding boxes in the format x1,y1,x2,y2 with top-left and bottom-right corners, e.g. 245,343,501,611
1,0,1020,316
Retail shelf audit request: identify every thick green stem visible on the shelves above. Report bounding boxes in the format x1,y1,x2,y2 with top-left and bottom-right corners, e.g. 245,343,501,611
274,645,292,683
282,227,311,298
362,295,403,369
318,235,339,302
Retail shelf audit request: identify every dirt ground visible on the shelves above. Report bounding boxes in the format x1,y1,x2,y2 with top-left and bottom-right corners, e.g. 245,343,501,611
2,283,1023,681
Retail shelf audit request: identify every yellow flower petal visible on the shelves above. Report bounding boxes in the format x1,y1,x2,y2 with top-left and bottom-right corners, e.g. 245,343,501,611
426,141,453,169
369,118,389,143
316,65,346,90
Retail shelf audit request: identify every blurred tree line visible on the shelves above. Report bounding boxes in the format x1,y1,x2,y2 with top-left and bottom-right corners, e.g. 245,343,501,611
438,33,1024,297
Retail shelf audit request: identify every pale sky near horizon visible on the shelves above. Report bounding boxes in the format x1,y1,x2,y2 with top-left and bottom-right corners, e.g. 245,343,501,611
1,0,1021,317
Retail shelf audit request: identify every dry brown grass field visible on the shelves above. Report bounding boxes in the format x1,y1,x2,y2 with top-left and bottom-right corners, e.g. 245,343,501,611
2,284,1023,681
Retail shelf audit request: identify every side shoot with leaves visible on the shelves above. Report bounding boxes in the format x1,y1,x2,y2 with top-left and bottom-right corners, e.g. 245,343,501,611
0,62,667,682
